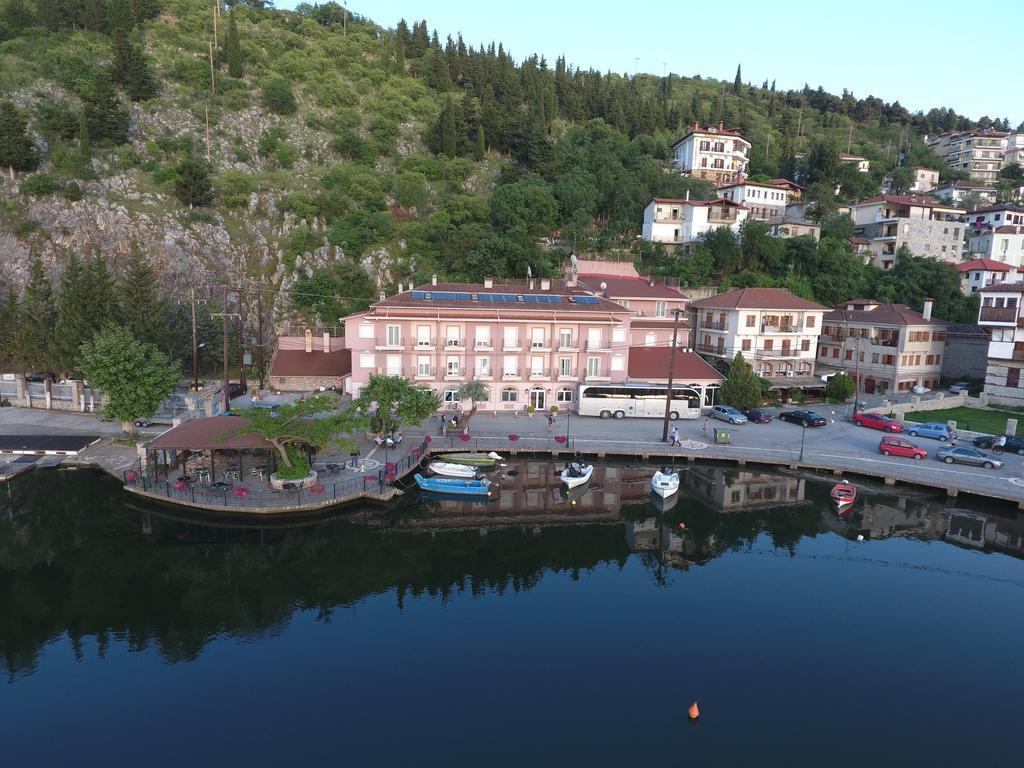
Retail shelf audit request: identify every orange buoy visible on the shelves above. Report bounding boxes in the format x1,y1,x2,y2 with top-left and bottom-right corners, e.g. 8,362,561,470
688,701,700,720
678,522,686,530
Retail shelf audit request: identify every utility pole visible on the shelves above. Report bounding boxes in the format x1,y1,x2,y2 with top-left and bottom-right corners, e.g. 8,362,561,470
238,287,247,392
661,308,683,442
210,287,240,413
847,123,853,154
191,288,200,391
209,41,216,95
256,285,265,390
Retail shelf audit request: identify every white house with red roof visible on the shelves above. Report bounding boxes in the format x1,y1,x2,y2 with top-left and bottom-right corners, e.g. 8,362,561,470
717,180,790,221
670,122,750,184
957,258,1021,294
839,153,870,173
641,196,748,249
688,288,827,383
930,180,997,206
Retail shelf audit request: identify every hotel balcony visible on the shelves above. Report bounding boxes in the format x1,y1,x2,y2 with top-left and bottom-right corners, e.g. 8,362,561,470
474,340,493,351
413,339,435,351
444,370,463,381
760,323,803,333
557,369,578,381
502,370,521,381
979,307,1019,324
444,339,466,351
375,341,404,351
757,348,803,358
585,341,610,352
414,368,433,380
503,342,522,352
530,341,551,352
528,368,551,380
696,343,727,355
557,342,579,352
476,371,494,381
584,372,611,382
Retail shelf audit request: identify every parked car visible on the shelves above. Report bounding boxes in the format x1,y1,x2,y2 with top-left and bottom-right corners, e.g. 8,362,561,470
779,410,828,427
711,405,748,424
744,407,773,423
936,446,1002,469
973,435,1024,455
879,436,927,460
26,372,56,383
134,419,153,428
948,381,971,394
905,422,952,441
853,412,904,433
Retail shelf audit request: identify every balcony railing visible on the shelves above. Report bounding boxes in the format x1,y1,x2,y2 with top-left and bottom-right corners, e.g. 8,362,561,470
502,371,521,380
444,339,465,349
980,307,1019,323
758,348,802,357
503,342,522,351
870,337,899,348
696,343,727,355
557,369,577,379
414,339,435,349
761,323,803,333
699,320,728,331
530,341,550,350
585,341,610,351
528,368,550,379
474,340,493,350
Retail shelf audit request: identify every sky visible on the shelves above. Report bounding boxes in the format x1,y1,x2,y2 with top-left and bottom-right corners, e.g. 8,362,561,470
276,0,1023,125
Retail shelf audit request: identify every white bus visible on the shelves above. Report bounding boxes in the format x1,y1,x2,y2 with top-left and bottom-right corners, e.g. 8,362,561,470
577,383,704,420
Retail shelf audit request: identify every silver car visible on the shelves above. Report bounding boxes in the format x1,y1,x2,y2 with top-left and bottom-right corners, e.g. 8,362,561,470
711,405,748,424
936,446,1002,469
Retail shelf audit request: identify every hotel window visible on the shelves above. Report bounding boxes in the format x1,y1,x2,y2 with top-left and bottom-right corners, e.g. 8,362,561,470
417,357,431,376
446,326,461,346
611,355,624,372
476,357,490,376
416,325,431,346
504,328,519,348
443,386,460,403
501,387,518,402
655,301,667,318
559,329,573,348
386,355,401,375
503,355,517,375
557,387,573,403
746,314,756,327
612,327,626,343
359,323,374,339
530,355,545,375
741,339,751,351
587,357,601,377
446,357,460,376
531,327,545,348
475,327,491,348
360,353,375,369
559,357,572,376
386,325,400,346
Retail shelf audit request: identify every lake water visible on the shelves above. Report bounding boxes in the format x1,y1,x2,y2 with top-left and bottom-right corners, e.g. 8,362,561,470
2,464,1022,766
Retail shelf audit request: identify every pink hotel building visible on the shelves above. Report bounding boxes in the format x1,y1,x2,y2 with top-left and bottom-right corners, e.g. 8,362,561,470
343,274,695,412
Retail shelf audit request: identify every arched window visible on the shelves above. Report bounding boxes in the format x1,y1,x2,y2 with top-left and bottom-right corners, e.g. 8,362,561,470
443,386,460,403
557,387,574,403
500,386,518,403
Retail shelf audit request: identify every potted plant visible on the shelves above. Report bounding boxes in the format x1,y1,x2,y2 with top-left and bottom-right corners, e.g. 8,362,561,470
527,405,536,417
550,405,559,416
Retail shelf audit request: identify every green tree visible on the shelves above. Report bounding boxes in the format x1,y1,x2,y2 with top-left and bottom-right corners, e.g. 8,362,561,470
473,124,485,161
261,76,297,115
353,374,441,434
226,9,242,78
54,254,91,376
106,0,133,32
113,32,159,101
0,100,37,177
118,244,165,346
720,352,762,411
0,283,19,370
489,173,557,238
733,63,742,95
78,325,179,431
456,379,488,427
233,395,364,476
12,252,56,373
82,77,129,145
826,372,855,402
174,152,214,207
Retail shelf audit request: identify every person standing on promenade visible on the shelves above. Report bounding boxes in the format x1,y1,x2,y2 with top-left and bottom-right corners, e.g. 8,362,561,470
669,426,680,446
703,418,709,436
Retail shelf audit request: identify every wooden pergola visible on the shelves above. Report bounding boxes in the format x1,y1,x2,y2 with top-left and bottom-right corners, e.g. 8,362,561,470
146,415,277,483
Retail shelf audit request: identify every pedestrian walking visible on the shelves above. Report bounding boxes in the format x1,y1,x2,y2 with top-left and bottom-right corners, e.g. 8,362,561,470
703,418,709,436
547,414,554,433
669,426,680,446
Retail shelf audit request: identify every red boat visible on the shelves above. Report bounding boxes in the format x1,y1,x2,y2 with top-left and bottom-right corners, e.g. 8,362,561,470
831,482,857,511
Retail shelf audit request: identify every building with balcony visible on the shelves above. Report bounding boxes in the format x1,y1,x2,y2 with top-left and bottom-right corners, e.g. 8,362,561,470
967,226,1024,267
688,288,827,383
640,196,748,249
966,203,1024,232
909,166,940,193
576,271,689,348
817,299,947,394
930,180,998,207
839,153,870,173
957,258,1021,294
343,277,631,412
849,194,966,270
718,180,790,221
977,282,1024,406
927,128,1011,184
768,178,804,199
670,122,751,185
768,216,821,241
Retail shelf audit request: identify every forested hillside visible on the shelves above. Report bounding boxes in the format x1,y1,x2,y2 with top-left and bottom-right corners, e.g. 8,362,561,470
0,0,995,372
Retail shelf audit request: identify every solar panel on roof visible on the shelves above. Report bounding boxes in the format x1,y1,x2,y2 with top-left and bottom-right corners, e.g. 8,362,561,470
575,296,600,304
523,295,540,303
411,291,428,299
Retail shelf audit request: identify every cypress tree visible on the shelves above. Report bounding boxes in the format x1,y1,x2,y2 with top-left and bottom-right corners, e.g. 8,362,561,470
54,253,91,375
111,28,132,82
733,64,742,95
82,253,116,329
226,9,242,78
439,96,457,157
0,100,38,177
13,252,56,374
106,0,133,32
393,34,405,74
118,243,165,346
0,283,18,370
474,124,485,161
124,37,158,100
35,0,61,31
174,151,214,207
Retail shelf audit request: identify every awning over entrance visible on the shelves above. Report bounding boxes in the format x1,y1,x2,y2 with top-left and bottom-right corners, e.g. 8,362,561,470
766,376,827,390
147,415,274,451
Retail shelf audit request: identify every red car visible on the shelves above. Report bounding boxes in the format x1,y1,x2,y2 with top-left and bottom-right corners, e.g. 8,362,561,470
879,436,926,459
854,412,904,433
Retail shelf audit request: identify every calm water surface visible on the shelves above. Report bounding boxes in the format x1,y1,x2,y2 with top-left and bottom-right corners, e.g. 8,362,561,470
1,464,1022,766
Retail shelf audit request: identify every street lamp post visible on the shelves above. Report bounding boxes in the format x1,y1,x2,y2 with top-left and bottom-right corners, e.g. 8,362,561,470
799,423,807,462
661,308,684,443
191,342,207,392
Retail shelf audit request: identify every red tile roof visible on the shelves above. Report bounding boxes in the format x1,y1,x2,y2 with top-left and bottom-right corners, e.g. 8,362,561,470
271,349,352,378
626,348,724,382
956,258,1014,273
852,194,952,209
768,178,805,191
671,122,749,147
577,274,688,300
649,196,747,209
847,236,871,246
689,288,828,311
373,282,629,313
979,282,1024,293
824,302,945,327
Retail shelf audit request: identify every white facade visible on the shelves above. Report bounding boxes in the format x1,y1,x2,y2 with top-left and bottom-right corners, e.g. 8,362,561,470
850,195,966,269
928,129,1010,184
967,227,1024,266
909,167,940,193
671,122,751,185
930,181,997,206
958,259,1021,293
718,182,790,221
839,153,870,173
641,197,748,246
977,284,1024,406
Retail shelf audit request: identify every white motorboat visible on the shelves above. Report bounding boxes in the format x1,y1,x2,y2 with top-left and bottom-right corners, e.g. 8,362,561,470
560,462,594,489
428,461,480,479
650,469,680,498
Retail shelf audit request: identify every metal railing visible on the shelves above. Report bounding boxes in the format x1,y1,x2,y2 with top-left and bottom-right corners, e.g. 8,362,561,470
698,320,728,331
695,344,727,354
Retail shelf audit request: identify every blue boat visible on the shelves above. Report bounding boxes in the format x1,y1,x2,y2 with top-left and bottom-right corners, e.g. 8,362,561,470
413,473,492,496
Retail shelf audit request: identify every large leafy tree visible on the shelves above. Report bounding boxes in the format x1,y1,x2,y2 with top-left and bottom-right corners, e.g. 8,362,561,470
719,352,762,411
488,173,557,238
353,375,441,433
826,373,856,402
0,100,37,178
456,379,488,427
78,325,179,429
233,395,363,473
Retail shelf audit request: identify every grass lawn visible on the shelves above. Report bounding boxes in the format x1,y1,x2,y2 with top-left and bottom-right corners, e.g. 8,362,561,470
903,407,1019,435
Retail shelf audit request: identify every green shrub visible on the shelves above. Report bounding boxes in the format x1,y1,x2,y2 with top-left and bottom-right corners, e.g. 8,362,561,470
220,89,251,112
273,143,298,169
50,145,95,179
217,171,253,208
280,191,318,220
35,99,77,139
151,164,178,184
331,129,371,161
261,76,297,115
61,181,83,201
20,173,61,196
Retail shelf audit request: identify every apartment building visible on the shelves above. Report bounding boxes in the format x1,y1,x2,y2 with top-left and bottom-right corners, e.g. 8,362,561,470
957,258,1021,294
768,217,821,241
688,288,827,381
930,180,997,207
670,122,751,184
640,196,748,248
818,299,947,394
967,228,1024,266
839,153,870,173
718,180,790,221
909,166,940,193
927,128,1011,183
576,272,689,348
976,283,1024,406
343,278,631,412
966,203,1024,232
849,194,966,270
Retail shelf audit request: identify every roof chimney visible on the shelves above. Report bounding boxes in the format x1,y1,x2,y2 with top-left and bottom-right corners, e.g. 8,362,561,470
540,278,550,290
397,282,403,293
484,277,493,289
922,298,934,321
719,121,724,130
694,120,700,130
323,332,330,353
431,273,438,286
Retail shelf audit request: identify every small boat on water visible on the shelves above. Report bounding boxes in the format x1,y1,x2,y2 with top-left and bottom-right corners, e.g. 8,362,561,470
650,469,680,498
650,489,678,513
560,462,594,489
831,481,857,510
414,473,492,496
437,451,504,467
428,461,481,479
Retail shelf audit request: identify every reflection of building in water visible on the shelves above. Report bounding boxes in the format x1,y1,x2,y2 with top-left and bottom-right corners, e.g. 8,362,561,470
945,510,1024,556
684,466,806,511
658,525,717,569
853,497,944,541
946,512,986,549
624,517,659,551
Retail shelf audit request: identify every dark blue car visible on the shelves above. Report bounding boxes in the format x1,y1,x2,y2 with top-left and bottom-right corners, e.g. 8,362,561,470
779,410,827,427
